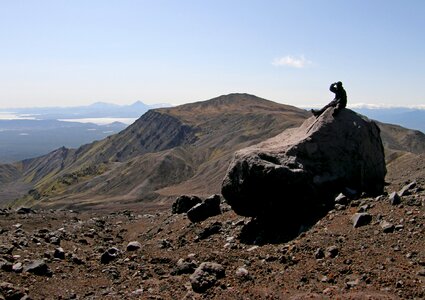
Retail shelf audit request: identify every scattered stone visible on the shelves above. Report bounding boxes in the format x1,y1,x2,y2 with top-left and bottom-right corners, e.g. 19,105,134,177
352,213,372,228
380,221,395,233
71,254,84,265
416,268,425,276
197,222,222,240
158,239,172,249
389,192,401,205
357,204,369,212
54,247,65,259
23,260,52,276
190,262,225,293
235,267,250,280
12,262,23,273
335,193,349,205
325,246,339,258
346,278,360,288
49,236,61,245
16,207,35,214
314,248,325,259
0,281,28,300
395,224,404,231
334,204,346,211
247,246,259,252
172,258,197,275
0,245,14,255
100,247,120,264
0,259,12,272
398,181,416,196
12,223,22,229
187,195,221,223
172,195,202,214
126,241,141,251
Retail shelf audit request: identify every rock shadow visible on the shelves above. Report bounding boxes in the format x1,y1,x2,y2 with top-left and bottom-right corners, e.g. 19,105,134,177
238,197,333,245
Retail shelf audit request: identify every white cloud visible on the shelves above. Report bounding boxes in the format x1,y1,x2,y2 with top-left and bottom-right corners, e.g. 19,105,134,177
272,55,312,68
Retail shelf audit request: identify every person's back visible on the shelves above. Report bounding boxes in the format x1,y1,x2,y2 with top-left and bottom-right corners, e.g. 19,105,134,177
331,81,347,108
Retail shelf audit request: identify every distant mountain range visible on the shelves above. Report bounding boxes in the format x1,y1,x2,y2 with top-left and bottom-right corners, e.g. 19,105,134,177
1,101,171,120
1,93,424,210
352,107,425,133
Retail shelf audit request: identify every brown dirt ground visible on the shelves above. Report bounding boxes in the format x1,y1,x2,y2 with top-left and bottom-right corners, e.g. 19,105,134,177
0,154,424,299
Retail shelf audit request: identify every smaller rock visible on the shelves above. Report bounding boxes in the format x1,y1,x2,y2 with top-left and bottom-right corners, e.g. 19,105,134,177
197,222,222,240
0,281,28,299
49,236,61,245
388,192,401,205
334,204,346,211
23,260,52,276
235,267,250,280
190,262,225,293
394,224,404,231
16,207,35,214
126,241,141,251
380,221,395,233
346,278,360,288
357,204,369,213
314,248,325,259
12,262,23,273
0,244,14,255
187,195,221,223
335,193,349,205
54,247,65,259
172,195,202,214
416,268,425,276
71,254,84,265
325,246,339,258
100,247,120,264
172,258,197,275
352,213,372,228
398,181,416,196
0,259,12,272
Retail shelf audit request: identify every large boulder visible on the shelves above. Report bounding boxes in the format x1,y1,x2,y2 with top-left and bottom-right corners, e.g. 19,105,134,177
221,108,386,220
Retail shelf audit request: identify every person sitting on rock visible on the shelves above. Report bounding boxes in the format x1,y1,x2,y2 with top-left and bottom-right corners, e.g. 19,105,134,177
311,81,347,117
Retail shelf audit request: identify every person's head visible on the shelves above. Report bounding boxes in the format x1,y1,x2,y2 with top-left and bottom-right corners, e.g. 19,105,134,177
336,81,343,87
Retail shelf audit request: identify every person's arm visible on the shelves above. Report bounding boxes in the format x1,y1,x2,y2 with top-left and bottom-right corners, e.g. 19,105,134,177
329,83,337,93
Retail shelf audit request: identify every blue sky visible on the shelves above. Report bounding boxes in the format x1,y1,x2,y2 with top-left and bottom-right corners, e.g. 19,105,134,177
0,0,424,108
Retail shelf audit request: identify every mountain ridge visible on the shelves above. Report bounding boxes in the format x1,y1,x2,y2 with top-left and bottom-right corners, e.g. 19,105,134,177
1,93,424,209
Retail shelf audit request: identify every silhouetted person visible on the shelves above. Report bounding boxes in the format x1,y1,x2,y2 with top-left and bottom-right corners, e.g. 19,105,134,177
311,81,347,117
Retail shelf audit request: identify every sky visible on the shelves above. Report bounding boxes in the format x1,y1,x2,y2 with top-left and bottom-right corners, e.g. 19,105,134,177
0,0,424,109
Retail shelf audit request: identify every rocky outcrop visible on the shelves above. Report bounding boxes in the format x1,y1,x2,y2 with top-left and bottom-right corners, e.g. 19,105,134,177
222,108,386,222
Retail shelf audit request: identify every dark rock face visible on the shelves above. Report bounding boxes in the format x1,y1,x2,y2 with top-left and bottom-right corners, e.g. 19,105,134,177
222,108,386,223
187,195,221,223
172,195,202,214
